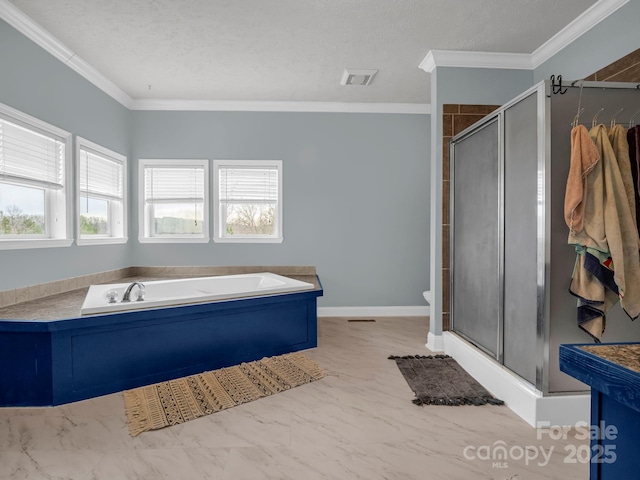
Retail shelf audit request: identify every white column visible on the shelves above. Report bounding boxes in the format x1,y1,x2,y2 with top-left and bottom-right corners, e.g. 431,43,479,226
427,67,443,352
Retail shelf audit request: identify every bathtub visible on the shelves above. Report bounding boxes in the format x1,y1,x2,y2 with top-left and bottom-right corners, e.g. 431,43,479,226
0,272,322,406
81,272,315,315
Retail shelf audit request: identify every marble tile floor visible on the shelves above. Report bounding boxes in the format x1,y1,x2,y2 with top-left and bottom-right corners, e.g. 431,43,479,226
0,316,588,479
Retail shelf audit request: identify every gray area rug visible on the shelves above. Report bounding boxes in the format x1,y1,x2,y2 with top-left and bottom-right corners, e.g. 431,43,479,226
389,355,504,406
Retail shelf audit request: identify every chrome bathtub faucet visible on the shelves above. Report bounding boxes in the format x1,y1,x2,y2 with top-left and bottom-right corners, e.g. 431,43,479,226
122,282,145,302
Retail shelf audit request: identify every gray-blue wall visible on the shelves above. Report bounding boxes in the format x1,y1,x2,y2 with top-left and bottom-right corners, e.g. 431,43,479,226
0,20,131,291
0,19,431,307
534,0,640,82
131,111,431,307
9,0,636,306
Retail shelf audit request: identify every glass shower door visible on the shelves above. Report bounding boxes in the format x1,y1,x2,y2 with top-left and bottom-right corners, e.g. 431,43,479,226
451,118,501,358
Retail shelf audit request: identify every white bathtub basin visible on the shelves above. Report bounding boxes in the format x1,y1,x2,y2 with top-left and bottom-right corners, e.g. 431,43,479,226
80,272,315,315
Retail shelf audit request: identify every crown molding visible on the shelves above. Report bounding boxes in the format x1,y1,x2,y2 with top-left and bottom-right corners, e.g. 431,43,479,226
65,56,133,108
531,0,629,68
418,51,436,73
420,0,629,73
131,99,430,114
0,0,134,108
0,0,427,114
419,50,532,72
2,0,628,110
0,0,73,63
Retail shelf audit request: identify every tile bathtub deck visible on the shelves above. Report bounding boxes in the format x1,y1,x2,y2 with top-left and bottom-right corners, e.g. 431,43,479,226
0,316,588,480
0,274,321,320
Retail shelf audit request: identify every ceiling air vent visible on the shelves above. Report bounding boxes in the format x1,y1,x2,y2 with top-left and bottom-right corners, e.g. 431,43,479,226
340,69,377,86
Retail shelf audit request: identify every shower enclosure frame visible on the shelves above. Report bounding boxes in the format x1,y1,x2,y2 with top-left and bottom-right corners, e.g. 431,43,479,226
449,79,640,396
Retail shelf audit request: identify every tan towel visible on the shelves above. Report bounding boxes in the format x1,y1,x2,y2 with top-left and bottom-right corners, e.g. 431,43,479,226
567,126,609,341
590,125,640,320
564,125,599,233
567,128,607,256
609,124,640,249
568,125,640,341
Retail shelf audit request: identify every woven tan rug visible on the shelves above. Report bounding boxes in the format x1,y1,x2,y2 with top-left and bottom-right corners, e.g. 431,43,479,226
123,352,323,436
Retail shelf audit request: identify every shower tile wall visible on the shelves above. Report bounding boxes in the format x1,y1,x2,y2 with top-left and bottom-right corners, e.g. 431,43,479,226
442,104,499,331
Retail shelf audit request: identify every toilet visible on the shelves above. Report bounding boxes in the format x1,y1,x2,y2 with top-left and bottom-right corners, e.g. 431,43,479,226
423,291,431,305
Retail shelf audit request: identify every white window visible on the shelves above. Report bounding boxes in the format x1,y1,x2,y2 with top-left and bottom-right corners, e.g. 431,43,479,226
139,159,209,243
0,102,72,249
76,137,127,245
213,160,283,243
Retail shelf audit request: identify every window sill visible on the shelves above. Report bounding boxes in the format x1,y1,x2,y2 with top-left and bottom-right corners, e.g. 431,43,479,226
0,238,74,250
213,236,283,244
77,237,128,246
138,237,210,244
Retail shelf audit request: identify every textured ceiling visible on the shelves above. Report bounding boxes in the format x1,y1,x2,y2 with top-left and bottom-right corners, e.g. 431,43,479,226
7,0,598,104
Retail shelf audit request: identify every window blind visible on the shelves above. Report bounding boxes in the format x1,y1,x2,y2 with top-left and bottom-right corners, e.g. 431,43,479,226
79,148,123,200
0,117,65,189
144,166,204,202
219,167,278,203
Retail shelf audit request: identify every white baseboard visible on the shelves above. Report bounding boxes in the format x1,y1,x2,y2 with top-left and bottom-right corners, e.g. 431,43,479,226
425,332,444,352
443,332,590,428
317,305,429,317
318,305,429,317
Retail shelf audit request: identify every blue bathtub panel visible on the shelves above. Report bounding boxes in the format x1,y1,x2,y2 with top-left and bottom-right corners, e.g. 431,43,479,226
0,332,53,406
69,300,309,392
1,285,322,406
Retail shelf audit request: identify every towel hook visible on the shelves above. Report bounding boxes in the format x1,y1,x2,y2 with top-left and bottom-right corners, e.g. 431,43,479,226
592,108,605,128
610,108,624,128
573,79,585,127
630,109,640,128
572,108,585,128
548,74,567,96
